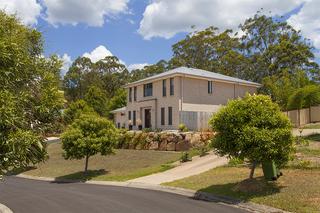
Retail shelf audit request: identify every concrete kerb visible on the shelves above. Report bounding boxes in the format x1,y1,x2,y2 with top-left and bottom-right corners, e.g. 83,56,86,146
0,203,13,213
15,174,290,213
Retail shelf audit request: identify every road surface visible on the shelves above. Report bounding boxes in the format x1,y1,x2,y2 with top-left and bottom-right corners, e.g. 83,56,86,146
0,176,247,213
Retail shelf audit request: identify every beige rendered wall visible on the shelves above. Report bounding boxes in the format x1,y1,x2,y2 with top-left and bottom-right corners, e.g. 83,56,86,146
126,76,181,130
181,77,257,112
113,111,126,128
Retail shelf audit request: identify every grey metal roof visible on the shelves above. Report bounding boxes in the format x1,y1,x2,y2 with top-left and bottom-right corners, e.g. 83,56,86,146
126,67,261,87
110,106,126,113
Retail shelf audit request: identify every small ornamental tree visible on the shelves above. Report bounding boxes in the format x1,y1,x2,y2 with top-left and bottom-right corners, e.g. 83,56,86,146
210,94,294,179
61,114,118,173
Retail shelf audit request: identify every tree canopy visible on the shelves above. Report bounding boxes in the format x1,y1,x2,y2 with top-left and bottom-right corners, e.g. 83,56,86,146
0,11,64,175
210,94,294,179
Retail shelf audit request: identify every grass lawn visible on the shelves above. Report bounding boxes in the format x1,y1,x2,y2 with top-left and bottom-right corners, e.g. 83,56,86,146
20,142,181,181
303,123,320,129
164,166,320,213
164,134,320,213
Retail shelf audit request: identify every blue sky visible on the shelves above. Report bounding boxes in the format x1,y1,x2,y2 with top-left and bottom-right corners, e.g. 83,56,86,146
1,0,319,73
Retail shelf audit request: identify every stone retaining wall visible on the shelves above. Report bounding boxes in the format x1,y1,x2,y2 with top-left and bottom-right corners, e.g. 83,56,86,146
117,131,214,151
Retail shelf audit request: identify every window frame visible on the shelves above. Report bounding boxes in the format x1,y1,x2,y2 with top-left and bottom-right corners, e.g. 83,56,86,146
162,79,167,97
129,87,132,102
134,86,137,101
170,78,174,96
143,83,153,97
168,107,172,125
161,107,165,125
208,81,213,94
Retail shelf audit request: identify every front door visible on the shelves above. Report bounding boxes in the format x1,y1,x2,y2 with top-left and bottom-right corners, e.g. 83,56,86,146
144,109,151,128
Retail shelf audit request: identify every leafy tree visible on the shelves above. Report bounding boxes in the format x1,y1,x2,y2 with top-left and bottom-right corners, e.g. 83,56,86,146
107,88,127,115
210,94,294,179
61,114,118,173
262,70,310,110
0,12,63,175
240,12,319,82
63,99,97,124
84,86,107,116
169,27,250,78
130,60,168,82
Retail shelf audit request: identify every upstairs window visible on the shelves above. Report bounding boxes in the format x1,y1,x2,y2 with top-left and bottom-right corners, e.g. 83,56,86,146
208,81,213,94
143,83,153,97
129,87,132,102
162,79,167,97
134,86,137,101
170,78,174,96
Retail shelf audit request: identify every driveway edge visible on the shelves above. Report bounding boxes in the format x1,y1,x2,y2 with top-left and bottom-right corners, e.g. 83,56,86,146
16,174,289,213
0,203,13,213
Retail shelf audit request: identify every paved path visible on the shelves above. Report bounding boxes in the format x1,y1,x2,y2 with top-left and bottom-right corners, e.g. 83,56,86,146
128,152,228,184
0,176,247,213
292,128,320,136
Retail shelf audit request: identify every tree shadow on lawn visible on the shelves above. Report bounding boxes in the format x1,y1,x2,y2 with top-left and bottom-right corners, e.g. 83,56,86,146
52,169,108,183
195,176,285,204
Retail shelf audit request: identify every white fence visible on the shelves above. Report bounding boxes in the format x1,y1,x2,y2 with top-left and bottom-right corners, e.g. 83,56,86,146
179,111,214,131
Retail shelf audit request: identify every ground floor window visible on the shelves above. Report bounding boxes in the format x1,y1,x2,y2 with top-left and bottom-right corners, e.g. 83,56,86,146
161,107,165,125
133,110,136,126
168,107,172,125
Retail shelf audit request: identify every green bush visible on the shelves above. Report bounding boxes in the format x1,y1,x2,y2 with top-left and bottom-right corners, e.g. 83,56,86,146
63,100,97,125
228,157,245,167
180,152,191,162
61,114,118,172
210,94,294,179
178,123,189,132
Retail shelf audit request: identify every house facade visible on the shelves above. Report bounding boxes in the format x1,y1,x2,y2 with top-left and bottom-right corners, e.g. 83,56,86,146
111,67,261,130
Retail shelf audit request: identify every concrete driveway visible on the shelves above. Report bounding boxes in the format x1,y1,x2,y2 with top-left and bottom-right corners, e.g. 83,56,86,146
0,176,247,213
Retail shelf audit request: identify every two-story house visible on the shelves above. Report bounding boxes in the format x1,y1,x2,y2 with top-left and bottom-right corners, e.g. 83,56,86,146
111,67,261,130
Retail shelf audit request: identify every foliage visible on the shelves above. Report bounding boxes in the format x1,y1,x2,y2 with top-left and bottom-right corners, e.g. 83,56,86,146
106,88,127,116
287,85,320,110
240,12,319,83
178,123,189,132
84,85,107,116
180,152,191,162
129,60,168,82
63,99,97,124
0,12,63,174
61,114,118,172
210,94,294,178
228,157,245,167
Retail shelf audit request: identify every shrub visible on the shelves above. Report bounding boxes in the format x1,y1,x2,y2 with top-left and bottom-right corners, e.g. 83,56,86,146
63,100,97,125
228,157,245,167
178,123,189,132
180,152,190,162
210,94,294,179
61,114,118,173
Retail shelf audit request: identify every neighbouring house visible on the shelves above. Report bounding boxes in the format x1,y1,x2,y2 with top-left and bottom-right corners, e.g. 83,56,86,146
111,67,261,130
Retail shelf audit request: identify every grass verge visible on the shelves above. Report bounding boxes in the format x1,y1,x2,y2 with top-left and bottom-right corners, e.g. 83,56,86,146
164,166,320,213
19,142,181,181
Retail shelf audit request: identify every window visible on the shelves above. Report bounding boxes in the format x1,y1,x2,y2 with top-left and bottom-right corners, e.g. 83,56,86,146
161,107,165,125
128,111,131,120
168,107,172,125
143,83,153,97
170,78,174,96
117,123,120,128
133,111,136,126
208,81,213,94
129,87,132,102
134,86,137,101
162,79,167,97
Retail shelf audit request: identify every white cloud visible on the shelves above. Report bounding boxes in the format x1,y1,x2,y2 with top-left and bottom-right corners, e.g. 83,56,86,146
128,63,149,71
42,0,129,26
288,0,320,49
0,0,42,25
138,0,304,39
83,45,113,63
60,53,72,76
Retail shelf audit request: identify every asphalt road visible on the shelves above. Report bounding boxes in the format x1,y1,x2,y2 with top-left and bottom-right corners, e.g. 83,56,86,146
0,176,248,213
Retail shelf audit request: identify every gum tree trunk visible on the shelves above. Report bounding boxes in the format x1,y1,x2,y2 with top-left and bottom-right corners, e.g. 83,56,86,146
84,155,89,173
249,161,257,179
